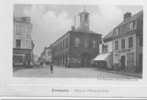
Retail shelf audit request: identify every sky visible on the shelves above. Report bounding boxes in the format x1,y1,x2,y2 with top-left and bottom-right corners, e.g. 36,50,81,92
14,4,143,56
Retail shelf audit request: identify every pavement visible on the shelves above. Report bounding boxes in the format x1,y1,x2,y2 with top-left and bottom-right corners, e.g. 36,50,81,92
95,68,142,78
13,65,140,79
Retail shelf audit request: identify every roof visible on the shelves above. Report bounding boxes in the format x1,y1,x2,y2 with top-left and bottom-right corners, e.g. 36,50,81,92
103,31,114,41
117,10,143,27
79,9,89,15
104,10,143,41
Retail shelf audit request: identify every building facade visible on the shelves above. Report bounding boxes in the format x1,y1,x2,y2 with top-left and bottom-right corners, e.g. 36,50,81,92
93,31,113,69
13,17,34,66
39,47,52,65
50,10,102,67
112,11,143,72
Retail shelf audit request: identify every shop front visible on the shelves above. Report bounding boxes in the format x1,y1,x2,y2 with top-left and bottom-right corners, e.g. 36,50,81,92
13,48,32,67
92,52,112,69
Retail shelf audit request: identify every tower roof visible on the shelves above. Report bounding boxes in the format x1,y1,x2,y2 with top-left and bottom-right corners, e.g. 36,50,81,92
79,9,89,15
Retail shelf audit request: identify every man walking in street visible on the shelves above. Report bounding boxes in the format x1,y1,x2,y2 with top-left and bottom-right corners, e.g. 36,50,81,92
50,62,53,74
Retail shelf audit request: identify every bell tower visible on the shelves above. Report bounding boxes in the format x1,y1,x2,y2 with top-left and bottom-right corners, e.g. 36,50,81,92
79,9,89,31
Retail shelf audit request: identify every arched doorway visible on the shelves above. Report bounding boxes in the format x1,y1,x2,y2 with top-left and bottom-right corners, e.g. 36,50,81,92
81,53,90,67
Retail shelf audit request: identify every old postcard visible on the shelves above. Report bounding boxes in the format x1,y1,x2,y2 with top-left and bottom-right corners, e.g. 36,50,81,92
0,0,147,98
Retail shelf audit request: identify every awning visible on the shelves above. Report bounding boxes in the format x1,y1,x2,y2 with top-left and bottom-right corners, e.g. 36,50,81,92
93,53,110,61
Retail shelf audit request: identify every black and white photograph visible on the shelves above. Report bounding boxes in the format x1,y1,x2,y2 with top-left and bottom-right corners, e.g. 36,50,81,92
1,0,147,98
13,4,143,79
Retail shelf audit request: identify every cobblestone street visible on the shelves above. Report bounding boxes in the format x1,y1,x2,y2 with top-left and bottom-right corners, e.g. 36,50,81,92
13,65,138,79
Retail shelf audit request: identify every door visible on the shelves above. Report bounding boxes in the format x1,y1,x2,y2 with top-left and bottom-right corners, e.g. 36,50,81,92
25,54,31,66
81,53,90,67
139,54,142,72
120,55,126,70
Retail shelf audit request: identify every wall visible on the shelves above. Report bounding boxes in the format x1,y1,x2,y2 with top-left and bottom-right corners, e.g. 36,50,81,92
113,34,137,71
13,18,32,49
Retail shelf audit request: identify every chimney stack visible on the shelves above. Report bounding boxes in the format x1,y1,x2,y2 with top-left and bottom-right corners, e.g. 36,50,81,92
124,12,132,22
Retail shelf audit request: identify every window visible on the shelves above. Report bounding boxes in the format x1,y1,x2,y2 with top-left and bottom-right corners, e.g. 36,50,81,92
133,21,137,29
129,22,133,31
13,55,23,64
66,38,69,48
75,38,80,47
85,14,88,21
60,42,62,49
115,40,118,50
48,51,51,56
84,40,88,48
62,41,64,49
130,21,136,31
114,28,119,35
102,44,108,53
26,40,31,49
127,52,134,66
121,39,125,49
139,36,143,47
92,40,96,48
63,40,65,48
128,37,133,48
16,39,21,48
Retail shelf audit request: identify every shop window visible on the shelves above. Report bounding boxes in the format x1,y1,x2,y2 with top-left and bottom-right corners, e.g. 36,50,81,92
13,55,24,65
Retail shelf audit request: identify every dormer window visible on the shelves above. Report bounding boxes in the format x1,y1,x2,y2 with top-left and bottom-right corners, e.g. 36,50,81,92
129,21,137,31
114,28,119,35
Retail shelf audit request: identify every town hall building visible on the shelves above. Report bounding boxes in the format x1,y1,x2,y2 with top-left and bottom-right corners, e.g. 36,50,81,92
50,9,102,67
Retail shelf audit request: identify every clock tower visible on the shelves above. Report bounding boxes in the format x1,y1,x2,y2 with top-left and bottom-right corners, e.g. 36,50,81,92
79,9,89,32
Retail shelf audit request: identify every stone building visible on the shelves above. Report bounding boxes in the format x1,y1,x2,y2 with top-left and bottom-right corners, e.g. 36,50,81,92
50,9,102,67
112,11,143,72
13,16,34,66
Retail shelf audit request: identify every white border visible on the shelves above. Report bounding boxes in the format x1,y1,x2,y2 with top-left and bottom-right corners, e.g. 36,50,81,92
0,0,147,98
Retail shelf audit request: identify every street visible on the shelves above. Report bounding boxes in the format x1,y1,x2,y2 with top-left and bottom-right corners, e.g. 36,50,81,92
13,65,138,79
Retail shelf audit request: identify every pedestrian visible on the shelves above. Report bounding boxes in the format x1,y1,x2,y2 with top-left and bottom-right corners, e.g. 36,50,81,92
50,62,53,73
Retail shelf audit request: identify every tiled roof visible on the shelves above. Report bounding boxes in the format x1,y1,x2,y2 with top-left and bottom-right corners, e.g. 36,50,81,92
117,10,143,27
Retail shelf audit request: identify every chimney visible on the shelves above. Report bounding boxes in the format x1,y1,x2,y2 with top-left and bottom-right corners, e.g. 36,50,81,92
124,12,132,22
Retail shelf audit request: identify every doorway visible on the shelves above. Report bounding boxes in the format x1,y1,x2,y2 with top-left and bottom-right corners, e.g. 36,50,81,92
120,55,126,70
81,53,90,67
139,53,142,72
